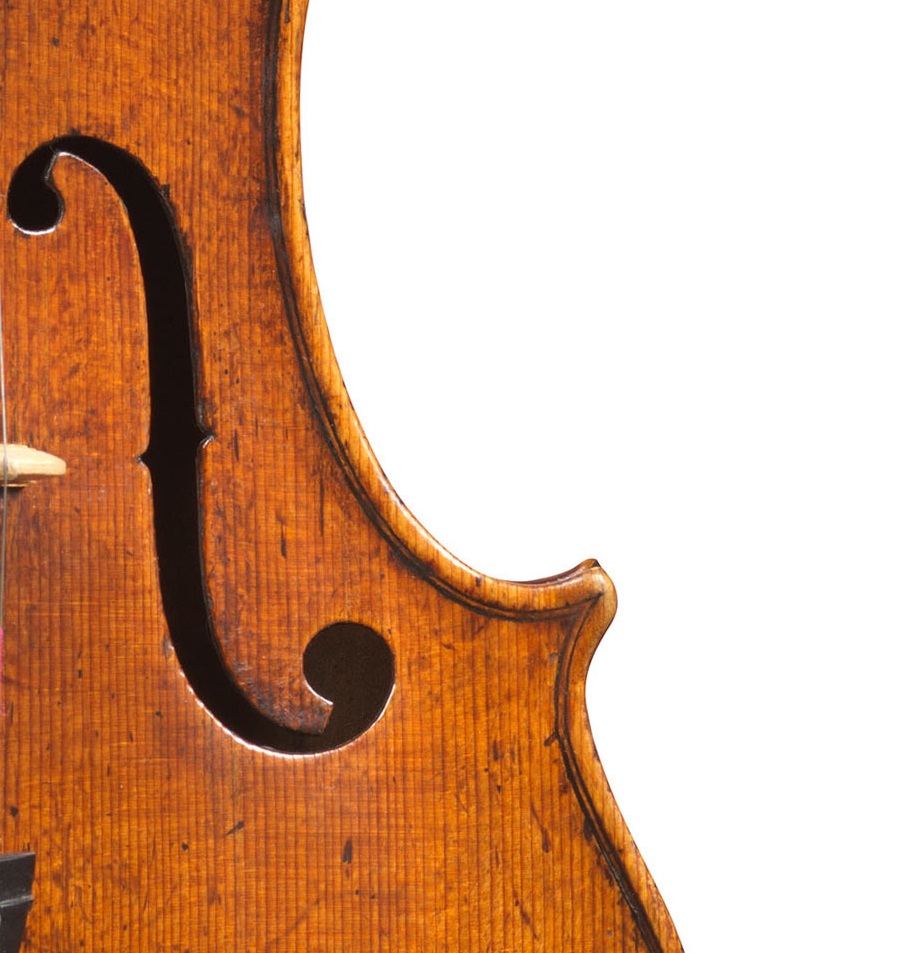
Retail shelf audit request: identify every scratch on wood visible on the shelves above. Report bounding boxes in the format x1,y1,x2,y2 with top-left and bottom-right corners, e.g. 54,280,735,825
529,801,552,853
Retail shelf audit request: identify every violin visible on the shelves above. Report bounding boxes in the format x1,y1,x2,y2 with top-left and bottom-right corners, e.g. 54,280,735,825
0,3,683,950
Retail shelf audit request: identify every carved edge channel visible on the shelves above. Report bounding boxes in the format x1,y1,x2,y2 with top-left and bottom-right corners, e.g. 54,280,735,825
264,0,608,621
267,5,684,947
556,585,686,953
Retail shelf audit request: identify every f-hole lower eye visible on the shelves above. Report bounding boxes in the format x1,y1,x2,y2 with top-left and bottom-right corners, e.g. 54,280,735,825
302,623,395,749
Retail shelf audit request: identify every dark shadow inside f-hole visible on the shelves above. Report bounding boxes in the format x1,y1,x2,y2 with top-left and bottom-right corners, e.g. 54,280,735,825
302,623,395,749
7,138,395,752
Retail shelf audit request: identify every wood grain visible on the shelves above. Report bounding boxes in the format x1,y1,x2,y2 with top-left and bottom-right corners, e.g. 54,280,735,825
0,2,684,949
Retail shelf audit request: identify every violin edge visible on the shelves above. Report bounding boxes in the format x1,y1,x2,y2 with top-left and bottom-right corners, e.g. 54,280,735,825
267,0,616,621
271,7,685,948
557,588,687,953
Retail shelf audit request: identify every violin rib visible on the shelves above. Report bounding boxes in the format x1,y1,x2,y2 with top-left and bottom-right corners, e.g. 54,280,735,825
0,1,684,950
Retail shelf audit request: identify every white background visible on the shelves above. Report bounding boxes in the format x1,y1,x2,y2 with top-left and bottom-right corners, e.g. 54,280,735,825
300,2,920,950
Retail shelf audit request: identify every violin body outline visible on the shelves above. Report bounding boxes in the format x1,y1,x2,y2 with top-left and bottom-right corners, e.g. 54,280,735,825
0,2,683,950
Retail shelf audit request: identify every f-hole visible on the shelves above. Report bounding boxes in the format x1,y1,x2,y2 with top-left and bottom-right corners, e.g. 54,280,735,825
7,138,394,753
